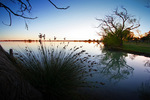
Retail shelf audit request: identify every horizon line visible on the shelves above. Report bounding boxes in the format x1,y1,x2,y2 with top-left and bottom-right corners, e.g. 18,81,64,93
0,39,101,43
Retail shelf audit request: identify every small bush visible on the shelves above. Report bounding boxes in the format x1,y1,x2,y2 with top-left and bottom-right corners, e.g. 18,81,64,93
103,33,121,47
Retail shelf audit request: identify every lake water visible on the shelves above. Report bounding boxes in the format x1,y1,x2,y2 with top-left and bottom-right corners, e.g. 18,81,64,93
0,41,150,100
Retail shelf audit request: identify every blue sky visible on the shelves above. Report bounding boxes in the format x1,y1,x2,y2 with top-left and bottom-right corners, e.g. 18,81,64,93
0,0,150,40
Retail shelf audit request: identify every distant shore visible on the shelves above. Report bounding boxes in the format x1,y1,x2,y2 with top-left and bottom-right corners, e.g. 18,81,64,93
0,40,83,42
0,39,102,43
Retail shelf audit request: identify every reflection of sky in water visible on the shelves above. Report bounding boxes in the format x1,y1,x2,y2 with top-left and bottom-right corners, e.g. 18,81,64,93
0,42,150,100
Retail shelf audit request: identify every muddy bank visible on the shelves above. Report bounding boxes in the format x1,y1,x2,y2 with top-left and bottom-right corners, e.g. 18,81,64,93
0,45,43,100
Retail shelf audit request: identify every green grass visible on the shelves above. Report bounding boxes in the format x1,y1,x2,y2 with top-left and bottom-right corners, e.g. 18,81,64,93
14,42,94,100
122,42,150,56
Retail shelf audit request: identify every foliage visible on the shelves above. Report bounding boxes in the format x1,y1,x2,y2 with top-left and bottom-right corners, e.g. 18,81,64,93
14,42,92,100
102,28,130,47
141,31,150,42
102,32,121,47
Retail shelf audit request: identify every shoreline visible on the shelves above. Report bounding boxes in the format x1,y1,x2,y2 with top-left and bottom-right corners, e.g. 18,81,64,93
0,40,149,57
105,46,150,57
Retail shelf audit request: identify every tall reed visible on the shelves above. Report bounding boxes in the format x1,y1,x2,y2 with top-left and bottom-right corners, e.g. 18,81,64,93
14,42,92,100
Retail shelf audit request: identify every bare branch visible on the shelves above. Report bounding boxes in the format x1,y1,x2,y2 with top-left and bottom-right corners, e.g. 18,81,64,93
2,8,12,26
0,1,37,26
0,0,70,28
106,15,117,31
96,18,114,34
48,0,70,10
128,24,140,30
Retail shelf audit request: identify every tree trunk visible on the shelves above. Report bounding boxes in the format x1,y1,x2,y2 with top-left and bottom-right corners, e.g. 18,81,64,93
120,32,123,47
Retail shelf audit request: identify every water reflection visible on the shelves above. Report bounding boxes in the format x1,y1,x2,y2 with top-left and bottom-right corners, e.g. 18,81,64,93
138,80,150,100
98,48,134,82
144,60,150,67
138,67,150,100
129,54,137,60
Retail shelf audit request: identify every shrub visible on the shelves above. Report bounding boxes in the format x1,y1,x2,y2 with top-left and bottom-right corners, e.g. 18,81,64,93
103,33,121,47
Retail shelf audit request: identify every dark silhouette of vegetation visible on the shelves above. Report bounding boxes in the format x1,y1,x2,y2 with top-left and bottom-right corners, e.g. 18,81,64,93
96,6,140,47
39,33,45,40
97,48,134,82
14,42,88,100
14,38,99,100
140,31,150,42
0,45,43,100
138,81,150,100
138,62,150,100
126,30,150,43
0,0,69,29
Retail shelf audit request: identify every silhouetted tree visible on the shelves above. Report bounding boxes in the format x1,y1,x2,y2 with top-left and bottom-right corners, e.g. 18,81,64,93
97,6,140,47
141,31,150,42
0,0,69,29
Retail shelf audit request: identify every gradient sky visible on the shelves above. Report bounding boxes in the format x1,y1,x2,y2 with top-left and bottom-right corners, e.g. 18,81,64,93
0,0,150,40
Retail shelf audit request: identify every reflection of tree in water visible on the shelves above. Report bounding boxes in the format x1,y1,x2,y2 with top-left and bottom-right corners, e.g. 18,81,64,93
98,48,134,82
144,60,150,67
129,54,137,60
138,67,150,100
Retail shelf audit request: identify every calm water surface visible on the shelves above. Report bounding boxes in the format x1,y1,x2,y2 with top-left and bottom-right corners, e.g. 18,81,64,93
1,42,150,100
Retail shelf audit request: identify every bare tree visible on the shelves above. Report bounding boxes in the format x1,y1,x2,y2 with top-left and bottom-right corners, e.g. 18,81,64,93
96,6,140,46
0,0,70,29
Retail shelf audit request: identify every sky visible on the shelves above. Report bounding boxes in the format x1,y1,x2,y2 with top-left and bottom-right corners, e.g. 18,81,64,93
0,0,150,40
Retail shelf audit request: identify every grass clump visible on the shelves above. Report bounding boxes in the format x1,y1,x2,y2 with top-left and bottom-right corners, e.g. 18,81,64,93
14,42,90,100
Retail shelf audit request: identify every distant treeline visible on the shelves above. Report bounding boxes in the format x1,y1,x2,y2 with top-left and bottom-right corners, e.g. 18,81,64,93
0,40,95,43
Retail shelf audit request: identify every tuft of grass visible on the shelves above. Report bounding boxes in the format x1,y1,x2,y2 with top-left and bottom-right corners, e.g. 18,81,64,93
14,42,92,100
